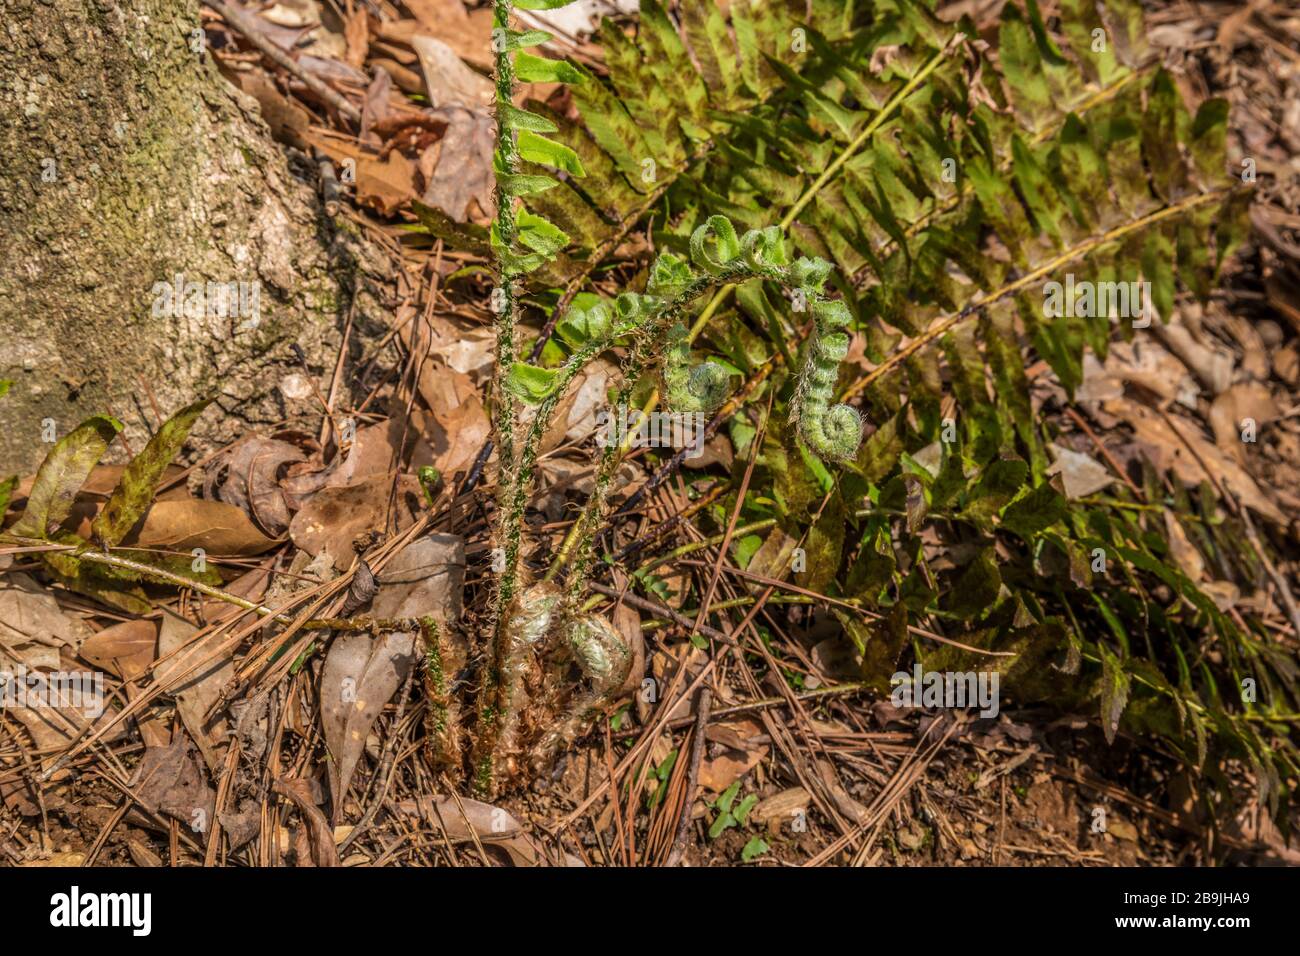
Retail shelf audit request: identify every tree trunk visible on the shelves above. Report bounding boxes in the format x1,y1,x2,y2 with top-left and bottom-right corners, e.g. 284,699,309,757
0,0,389,473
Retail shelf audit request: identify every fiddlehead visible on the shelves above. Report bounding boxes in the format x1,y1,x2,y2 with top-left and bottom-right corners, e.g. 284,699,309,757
662,322,729,413
789,292,864,462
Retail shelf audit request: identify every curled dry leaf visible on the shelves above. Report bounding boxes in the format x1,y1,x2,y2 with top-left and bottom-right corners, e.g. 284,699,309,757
609,599,645,697
339,557,379,617
394,795,584,867
320,630,417,812
205,436,308,536
274,776,340,867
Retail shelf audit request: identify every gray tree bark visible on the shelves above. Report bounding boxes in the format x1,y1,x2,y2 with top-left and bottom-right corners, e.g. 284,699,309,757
0,0,389,473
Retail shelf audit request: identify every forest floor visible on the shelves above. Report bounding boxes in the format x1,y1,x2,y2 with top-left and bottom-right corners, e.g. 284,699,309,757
2,0,1299,867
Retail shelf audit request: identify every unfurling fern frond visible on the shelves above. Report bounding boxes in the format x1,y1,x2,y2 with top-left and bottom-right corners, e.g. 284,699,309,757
791,298,863,461
663,322,730,413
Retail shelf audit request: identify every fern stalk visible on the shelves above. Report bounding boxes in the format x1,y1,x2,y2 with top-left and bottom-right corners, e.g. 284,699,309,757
477,0,524,796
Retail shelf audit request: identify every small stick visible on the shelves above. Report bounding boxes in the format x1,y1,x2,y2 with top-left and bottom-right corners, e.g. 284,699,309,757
315,149,343,217
0,534,420,634
665,686,711,867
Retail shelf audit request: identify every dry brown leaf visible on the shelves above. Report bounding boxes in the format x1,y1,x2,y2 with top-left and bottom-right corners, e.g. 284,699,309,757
320,631,417,811
1274,344,1300,386
698,716,769,793
817,758,870,825
747,524,799,584
204,565,273,624
0,572,91,671
355,150,418,215
1106,398,1286,524
124,498,279,555
289,473,422,571
426,394,491,479
368,57,424,94
1208,382,1277,456
1152,318,1234,396
751,787,810,827
372,533,465,622
274,776,340,867
410,35,493,108
4,675,123,757
323,420,401,490
396,2,494,69
422,107,495,222
157,608,232,775
610,598,645,696
431,319,495,382
132,739,216,837
359,67,394,145
204,436,308,536
21,851,86,867
395,794,583,866
78,618,156,681
1078,340,1200,406
1046,443,1115,499
1163,511,1206,583
342,3,368,69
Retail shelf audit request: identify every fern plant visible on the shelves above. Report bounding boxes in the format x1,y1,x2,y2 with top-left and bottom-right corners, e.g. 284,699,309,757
447,0,1297,823
2,0,1293,834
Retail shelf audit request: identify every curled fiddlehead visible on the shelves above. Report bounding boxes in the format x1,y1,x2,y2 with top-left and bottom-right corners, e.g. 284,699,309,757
789,284,863,461
662,322,730,412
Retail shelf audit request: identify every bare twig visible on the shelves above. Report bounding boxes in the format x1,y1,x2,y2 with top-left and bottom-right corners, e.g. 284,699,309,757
665,686,711,867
